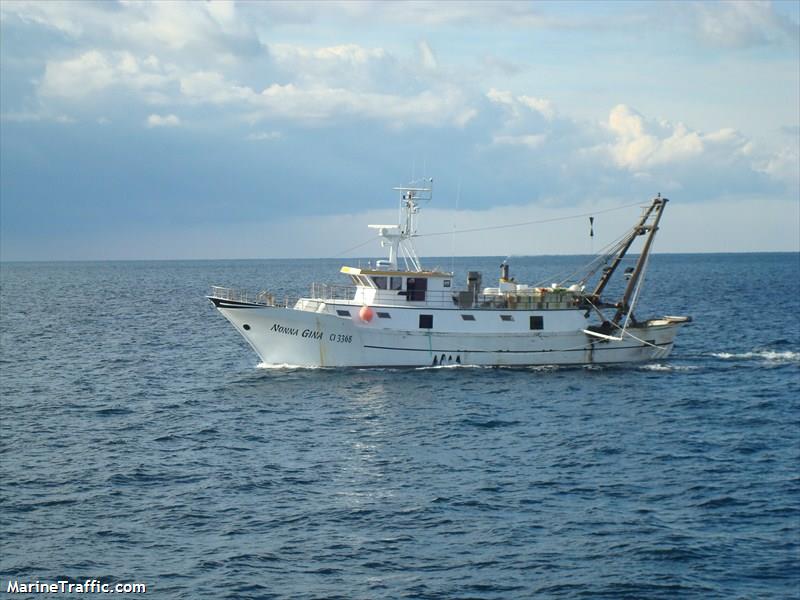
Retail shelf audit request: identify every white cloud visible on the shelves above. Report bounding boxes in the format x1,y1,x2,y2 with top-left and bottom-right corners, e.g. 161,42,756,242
604,104,748,171
484,88,562,154
252,82,477,127
487,88,556,121
36,39,469,128
690,0,798,49
179,70,254,104
40,50,116,98
418,40,438,70
172,44,477,128
518,96,555,121
40,50,172,99
756,146,800,187
268,42,398,91
146,113,180,128
246,130,282,141
1,0,261,62
271,42,387,66
492,134,547,149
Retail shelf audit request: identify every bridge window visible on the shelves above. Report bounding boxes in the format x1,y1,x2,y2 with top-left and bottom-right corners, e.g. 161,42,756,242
530,316,544,330
419,314,433,329
390,277,403,290
372,276,387,289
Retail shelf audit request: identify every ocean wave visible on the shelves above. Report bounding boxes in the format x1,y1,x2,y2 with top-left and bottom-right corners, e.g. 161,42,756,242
256,362,324,370
414,363,487,370
711,350,800,362
639,363,700,372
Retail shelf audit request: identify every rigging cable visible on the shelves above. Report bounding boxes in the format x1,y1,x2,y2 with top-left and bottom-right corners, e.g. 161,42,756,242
413,200,644,239
332,199,645,260
331,236,380,258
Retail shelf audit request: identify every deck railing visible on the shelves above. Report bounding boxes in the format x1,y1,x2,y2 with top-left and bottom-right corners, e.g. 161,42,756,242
310,283,358,302
210,286,279,306
211,284,584,311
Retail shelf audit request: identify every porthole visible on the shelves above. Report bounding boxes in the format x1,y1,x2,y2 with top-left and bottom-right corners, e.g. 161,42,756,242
243,324,251,330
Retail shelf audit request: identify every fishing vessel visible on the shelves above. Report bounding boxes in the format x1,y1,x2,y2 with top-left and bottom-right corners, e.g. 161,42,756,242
209,180,690,367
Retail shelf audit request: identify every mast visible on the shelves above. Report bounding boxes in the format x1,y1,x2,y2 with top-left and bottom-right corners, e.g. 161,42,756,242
369,179,432,271
590,199,660,301
612,195,668,325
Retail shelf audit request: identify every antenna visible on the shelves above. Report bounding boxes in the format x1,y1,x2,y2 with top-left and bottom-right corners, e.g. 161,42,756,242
370,177,433,272
451,178,461,275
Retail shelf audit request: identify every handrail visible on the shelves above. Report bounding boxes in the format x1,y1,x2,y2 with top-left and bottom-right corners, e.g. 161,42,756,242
211,283,585,311
306,283,583,310
210,286,276,306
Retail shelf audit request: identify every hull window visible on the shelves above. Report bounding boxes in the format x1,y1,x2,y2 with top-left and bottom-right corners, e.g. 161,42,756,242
500,314,514,321
376,311,391,319
530,316,544,330
419,314,433,329
461,314,476,321
337,309,351,317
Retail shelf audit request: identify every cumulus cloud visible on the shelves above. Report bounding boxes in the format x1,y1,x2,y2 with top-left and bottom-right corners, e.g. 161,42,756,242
483,88,563,155
246,130,282,141
173,42,477,127
146,113,180,127
40,50,172,99
604,104,751,171
32,36,479,128
2,0,261,60
252,82,476,127
487,88,555,121
755,146,800,188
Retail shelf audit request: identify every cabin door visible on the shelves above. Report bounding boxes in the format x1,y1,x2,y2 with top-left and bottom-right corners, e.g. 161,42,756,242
406,277,427,301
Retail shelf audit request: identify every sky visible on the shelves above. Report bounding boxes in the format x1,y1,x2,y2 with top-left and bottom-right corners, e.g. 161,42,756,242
1,0,798,261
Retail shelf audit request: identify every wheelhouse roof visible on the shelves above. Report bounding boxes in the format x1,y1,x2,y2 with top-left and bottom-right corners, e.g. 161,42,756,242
340,266,453,278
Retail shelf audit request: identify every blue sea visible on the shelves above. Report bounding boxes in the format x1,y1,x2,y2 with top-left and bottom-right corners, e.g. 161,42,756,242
1,253,798,599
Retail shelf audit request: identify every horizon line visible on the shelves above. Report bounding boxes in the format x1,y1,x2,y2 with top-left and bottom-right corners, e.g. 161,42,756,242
1,250,798,265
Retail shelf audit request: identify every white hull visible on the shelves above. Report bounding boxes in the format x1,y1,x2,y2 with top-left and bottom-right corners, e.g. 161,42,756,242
214,302,683,368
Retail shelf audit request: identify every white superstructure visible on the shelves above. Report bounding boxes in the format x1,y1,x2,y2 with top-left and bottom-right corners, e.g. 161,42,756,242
209,181,691,367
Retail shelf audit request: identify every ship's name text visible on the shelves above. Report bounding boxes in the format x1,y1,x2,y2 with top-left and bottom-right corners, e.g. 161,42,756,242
270,323,351,344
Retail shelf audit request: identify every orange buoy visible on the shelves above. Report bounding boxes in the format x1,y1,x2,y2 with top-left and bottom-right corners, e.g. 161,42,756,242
359,305,374,322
